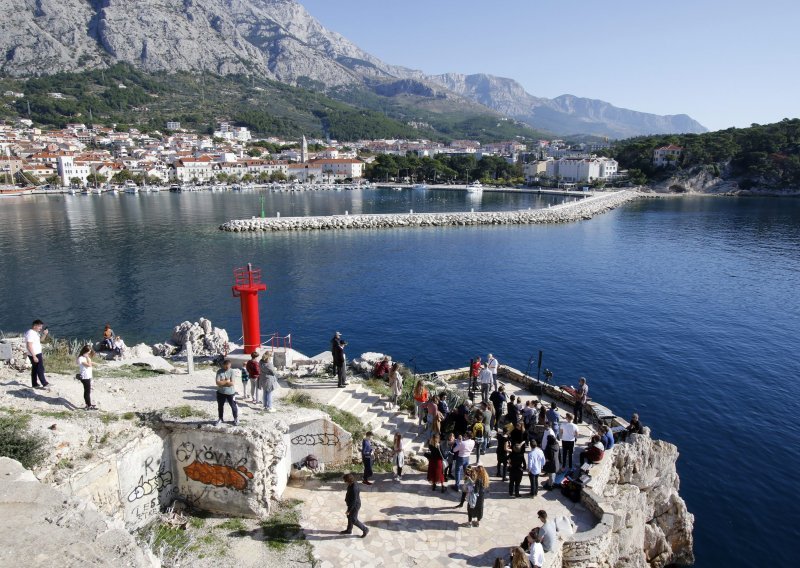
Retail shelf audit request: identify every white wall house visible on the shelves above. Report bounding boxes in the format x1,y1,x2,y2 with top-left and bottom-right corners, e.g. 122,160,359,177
653,145,683,167
172,156,218,183
57,155,91,186
545,157,619,183
310,158,364,180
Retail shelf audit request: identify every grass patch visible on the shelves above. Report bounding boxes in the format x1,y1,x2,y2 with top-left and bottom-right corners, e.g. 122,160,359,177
363,378,392,398
164,405,210,419
36,410,73,419
188,517,206,529
0,414,47,469
217,518,248,536
99,364,169,379
284,392,365,442
122,412,137,420
42,337,92,374
261,499,305,551
99,412,119,424
141,522,191,564
55,458,74,470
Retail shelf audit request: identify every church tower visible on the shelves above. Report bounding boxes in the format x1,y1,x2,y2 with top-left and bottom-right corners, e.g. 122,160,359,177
301,135,308,163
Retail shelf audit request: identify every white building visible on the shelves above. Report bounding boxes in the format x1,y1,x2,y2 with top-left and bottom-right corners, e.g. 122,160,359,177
172,156,218,183
310,158,365,180
653,145,683,167
545,157,618,183
57,155,91,186
166,121,181,130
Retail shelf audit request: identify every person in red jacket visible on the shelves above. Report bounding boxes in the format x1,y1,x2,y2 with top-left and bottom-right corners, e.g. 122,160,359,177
579,434,605,466
245,351,261,403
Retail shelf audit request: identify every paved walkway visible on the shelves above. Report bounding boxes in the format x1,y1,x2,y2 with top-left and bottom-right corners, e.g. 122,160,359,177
287,378,600,568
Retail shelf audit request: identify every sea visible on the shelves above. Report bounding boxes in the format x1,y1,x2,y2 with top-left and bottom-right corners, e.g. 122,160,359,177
1,187,798,566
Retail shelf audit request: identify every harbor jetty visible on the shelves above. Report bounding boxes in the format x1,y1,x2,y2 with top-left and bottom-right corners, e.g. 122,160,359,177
219,190,640,232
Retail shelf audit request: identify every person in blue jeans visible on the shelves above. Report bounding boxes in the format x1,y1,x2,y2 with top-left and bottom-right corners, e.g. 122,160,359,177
452,433,475,490
361,431,374,484
215,359,238,426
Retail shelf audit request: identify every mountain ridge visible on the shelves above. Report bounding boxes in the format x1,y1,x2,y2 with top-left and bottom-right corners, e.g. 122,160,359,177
0,0,706,138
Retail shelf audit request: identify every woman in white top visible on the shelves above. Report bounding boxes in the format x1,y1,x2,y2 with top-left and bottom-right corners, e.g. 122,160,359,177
77,345,96,410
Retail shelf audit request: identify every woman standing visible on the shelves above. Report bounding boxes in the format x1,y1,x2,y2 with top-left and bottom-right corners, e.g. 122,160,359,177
388,363,403,409
260,352,278,412
77,345,96,410
508,442,526,498
496,425,511,481
412,380,429,427
392,433,405,481
466,465,489,527
543,433,561,489
426,433,446,492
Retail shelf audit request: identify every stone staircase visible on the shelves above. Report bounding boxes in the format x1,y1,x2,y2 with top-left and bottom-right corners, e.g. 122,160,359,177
326,384,426,452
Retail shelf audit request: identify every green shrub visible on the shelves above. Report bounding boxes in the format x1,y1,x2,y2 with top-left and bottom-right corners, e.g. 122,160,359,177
0,414,47,469
164,405,209,419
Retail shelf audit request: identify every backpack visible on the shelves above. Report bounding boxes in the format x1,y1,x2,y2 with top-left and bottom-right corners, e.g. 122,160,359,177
473,422,484,439
305,454,319,470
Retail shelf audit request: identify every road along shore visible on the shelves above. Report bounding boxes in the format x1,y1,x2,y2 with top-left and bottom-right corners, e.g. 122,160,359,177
219,189,641,232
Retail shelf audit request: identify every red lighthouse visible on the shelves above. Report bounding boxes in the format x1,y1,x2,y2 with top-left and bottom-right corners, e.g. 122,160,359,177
232,263,267,355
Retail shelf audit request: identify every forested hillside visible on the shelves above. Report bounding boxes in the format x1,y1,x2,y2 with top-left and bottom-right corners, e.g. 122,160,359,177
607,119,800,189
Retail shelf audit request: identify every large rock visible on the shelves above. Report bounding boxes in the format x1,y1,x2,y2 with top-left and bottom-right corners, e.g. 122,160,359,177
155,317,231,358
0,457,159,567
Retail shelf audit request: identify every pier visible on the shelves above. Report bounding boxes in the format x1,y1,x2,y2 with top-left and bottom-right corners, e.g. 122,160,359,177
219,190,640,232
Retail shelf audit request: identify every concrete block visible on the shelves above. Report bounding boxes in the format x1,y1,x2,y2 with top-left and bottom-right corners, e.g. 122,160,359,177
288,417,353,465
0,341,12,361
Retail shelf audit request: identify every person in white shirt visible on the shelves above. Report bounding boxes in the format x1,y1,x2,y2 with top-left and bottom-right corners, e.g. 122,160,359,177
529,538,545,568
453,434,476,491
527,440,546,497
478,363,493,404
558,412,579,470
25,319,50,389
487,353,499,391
77,345,96,410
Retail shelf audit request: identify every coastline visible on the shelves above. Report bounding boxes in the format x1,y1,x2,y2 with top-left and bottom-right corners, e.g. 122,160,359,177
219,189,640,232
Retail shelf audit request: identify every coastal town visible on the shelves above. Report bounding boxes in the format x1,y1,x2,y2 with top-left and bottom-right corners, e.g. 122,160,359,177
0,117,645,191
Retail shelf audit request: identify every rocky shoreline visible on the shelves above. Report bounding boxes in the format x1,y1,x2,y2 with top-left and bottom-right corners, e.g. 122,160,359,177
219,190,640,232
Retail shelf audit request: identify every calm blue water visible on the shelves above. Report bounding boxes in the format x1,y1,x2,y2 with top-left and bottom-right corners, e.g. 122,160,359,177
1,189,799,566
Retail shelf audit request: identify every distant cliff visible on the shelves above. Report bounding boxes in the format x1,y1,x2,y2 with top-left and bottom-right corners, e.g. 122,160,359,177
0,0,706,138
431,73,707,138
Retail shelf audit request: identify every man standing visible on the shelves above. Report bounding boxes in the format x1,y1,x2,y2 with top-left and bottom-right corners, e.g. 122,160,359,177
559,412,578,470
546,403,560,438
25,319,50,390
478,363,493,404
527,440,545,497
340,473,369,538
574,377,588,424
215,359,238,426
331,331,348,388
489,386,506,430
470,356,482,391
487,353,499,392
480,402,492,455
361,431,374,485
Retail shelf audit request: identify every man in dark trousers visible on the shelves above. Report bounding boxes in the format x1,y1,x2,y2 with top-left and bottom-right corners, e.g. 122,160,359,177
340,473,369,537
331,331,348,388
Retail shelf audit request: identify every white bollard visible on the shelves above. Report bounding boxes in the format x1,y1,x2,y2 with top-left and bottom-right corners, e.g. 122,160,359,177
277,211,280,217
471,208,474,213
345,210,349,215
186,341,194,375
410,209,413,214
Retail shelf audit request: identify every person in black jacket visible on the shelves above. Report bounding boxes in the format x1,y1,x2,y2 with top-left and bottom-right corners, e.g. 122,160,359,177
331,331,348,388
340,473,369,537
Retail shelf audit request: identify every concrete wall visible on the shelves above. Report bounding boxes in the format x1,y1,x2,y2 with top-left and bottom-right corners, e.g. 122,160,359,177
288,416,353,466
62,418,292,528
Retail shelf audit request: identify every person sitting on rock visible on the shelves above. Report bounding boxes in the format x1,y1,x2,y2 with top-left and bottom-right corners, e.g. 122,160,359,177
112,336,126,358
623,413,644,440
373,356,391,379
579,434,605,466
102,323,114,351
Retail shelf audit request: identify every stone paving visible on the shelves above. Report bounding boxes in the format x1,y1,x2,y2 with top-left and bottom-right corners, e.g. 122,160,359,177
287,377,600,567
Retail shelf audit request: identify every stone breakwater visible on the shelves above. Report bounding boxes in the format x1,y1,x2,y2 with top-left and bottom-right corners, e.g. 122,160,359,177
219,190,640,232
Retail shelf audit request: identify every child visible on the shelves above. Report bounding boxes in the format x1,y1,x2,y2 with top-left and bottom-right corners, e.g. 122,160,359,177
361,431,374,485
245,351,260,403
392,433,404,481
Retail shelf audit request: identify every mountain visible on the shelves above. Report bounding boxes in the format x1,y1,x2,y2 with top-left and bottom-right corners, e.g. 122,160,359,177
431,73,707,138
0,0,705,138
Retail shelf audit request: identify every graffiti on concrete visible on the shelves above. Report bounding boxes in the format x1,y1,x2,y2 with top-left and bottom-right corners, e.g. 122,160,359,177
291,433,340,446
127,469,173,502
175,441,250,468
183,460,254,491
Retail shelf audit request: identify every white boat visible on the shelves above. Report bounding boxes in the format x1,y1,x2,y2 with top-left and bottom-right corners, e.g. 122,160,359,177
123,181,138,194
412,183,428,190
466,181,483,193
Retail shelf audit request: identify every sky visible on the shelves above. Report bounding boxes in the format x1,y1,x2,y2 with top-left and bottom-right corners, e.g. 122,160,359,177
299,0,799,132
